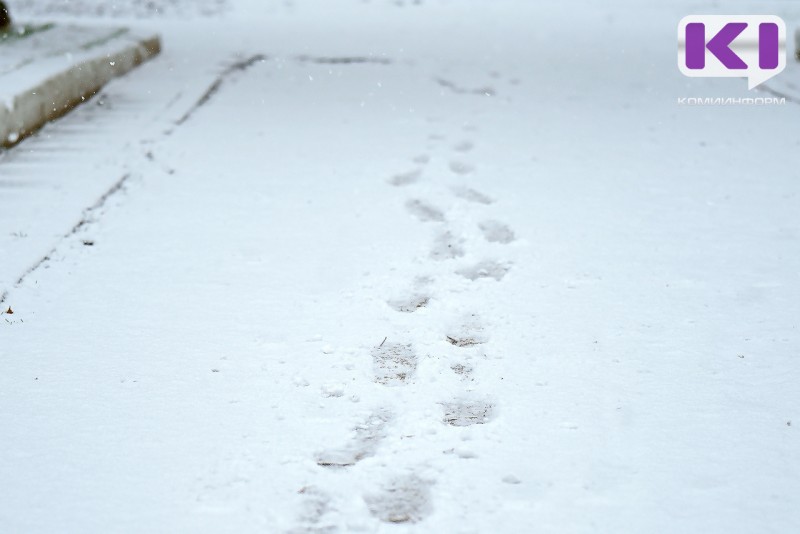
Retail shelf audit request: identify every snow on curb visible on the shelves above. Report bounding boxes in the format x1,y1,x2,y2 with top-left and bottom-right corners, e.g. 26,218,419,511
0,33,160,147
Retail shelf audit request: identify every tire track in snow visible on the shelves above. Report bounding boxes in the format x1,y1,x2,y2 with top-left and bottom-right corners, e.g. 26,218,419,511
0,173,131,305
173,53,268,127
1,53,268,306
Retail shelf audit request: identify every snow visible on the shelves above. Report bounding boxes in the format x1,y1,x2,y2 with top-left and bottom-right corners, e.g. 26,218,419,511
0,24,155,108
1,0,799,532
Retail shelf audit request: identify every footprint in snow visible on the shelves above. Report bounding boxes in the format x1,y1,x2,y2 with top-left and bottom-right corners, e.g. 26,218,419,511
449,160,475,175
405,199,445,222
453,140,474,152
372,342,417,386
389,168,422,187
412,154,431,165
450,362,474,380
316,409,393,468
445,315,488,347
387,277,433,312
451,185,494,205
364,474,433,524
440,399,494,427
429,230,465,261
478,220,515,244
457,260,510,281
292,486,334,532
387,294,430,313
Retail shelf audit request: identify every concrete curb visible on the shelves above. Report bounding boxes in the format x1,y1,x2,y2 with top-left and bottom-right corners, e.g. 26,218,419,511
0,34,161,148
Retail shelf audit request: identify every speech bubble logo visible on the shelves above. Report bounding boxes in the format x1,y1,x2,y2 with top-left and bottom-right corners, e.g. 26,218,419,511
678,15,786,90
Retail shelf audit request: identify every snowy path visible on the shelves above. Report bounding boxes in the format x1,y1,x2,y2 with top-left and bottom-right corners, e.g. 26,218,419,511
2,1,800,532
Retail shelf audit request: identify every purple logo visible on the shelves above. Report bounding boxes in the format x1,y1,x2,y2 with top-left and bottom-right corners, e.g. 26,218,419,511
678,15,786,89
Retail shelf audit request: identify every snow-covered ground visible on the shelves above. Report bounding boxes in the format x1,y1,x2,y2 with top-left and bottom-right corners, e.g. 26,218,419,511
1,1,799,532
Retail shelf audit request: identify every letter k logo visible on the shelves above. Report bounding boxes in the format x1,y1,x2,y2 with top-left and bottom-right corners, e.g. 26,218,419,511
686,22,748,69
678,15,786,90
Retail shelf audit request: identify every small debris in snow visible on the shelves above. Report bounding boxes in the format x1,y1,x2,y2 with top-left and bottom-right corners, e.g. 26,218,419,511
446,335,485,347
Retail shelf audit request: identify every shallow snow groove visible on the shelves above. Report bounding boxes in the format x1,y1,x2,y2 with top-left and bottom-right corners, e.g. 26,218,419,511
295,55,392,65
436,77,496,97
